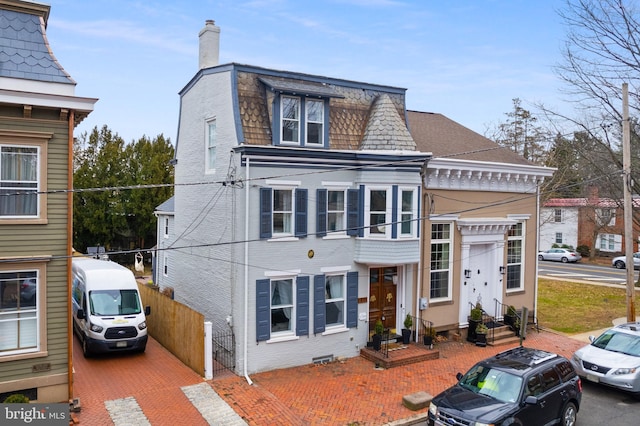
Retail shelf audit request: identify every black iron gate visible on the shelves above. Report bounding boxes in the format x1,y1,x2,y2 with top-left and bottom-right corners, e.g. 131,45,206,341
212,329,235,377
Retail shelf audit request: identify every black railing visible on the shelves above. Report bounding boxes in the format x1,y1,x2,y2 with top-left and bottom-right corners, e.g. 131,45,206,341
403,315,435,346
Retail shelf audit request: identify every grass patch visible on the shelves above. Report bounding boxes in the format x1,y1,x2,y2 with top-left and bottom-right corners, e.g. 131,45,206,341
538,279,640,334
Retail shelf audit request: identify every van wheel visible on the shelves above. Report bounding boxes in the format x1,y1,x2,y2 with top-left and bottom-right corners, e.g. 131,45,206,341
82,337,91,358
561,401,577,426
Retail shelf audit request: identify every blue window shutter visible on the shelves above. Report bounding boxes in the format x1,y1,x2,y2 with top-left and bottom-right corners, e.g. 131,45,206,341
416,186,421,238
346,271,358,328
313,275,326,334
346,189,359,236
256,279,270,342
358,185,365,237
295,188,308,237
317,189,327,237
296,276,309,336
392,185,398,239
260,188,272,239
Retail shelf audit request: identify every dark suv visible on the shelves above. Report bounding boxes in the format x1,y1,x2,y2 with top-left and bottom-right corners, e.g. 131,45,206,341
428,347,582,426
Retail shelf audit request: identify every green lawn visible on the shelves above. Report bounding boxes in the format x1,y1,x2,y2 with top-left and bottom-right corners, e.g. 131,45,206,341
537,279,640,334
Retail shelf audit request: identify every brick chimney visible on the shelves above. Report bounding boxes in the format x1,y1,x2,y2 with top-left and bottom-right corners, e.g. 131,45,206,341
199,20,220,69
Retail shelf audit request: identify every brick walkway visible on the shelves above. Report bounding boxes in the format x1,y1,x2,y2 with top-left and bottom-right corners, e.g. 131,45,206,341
72,329,586,425
211,329,586,425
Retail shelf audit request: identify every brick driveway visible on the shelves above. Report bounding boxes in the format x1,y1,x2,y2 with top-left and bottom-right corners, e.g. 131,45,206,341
73,329,586,425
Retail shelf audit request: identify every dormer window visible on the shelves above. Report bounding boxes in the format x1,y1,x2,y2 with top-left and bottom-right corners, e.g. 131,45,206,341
280,96,325,146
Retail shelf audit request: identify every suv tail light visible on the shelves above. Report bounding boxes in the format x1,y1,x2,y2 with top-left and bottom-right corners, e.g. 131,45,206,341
577,377,582,393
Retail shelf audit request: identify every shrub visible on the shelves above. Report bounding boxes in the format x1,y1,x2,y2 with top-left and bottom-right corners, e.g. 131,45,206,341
576,245,590,257
374,319,384,335
403,314,413,329
470,303,483,321
3,394,29,403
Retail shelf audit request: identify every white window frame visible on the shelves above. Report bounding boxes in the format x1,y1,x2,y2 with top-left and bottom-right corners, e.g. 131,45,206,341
365,186,391,238
305,99,324,146
598,233,621,252
269,277,296,337
398,187,418,238
596,208,615,226
324,273,346,329
506,222,525,292
0,142,45,222
554,209,563,223
327,189,346,235
280,96,300,145
555,232,563,244
266,180,300,238
205,118,217,172
0,262,47,359
429,221,453,302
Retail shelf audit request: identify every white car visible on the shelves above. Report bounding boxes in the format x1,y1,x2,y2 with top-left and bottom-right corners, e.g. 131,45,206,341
611,252,640,269
571,322,640,398
538,248,582,263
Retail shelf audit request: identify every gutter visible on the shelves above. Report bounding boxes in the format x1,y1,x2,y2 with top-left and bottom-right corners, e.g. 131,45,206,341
67,110,74,401
243,156,253,385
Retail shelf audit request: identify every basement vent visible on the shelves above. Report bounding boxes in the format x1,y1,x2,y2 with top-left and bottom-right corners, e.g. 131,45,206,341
313,354,334,365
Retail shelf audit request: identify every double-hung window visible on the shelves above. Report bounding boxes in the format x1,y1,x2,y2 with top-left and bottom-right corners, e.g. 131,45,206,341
553,209,562,223
398,187,418,238
0,145,39,217
281,96,300,144
256,274,310,341
430,223,452,300
0,269,39,355
305,99,323,145
598,233,620,252
324,274,345,328
366,187,390,237
260,183,307,239
327,190,345,233
270,278,294,334
506,222,524,291
205,119,216,171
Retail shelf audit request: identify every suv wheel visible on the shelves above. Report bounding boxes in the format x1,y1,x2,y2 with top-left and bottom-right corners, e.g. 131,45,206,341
561,401,577,426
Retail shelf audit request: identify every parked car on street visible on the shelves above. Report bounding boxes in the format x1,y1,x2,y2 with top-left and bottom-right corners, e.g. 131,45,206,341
538,248,582,263
611,252,640,270
571,322,640,398
428,347,582,426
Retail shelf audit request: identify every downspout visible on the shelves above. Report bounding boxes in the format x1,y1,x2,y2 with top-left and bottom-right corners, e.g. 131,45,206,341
533,181,541,324
67,110,74,401
243,156,253,385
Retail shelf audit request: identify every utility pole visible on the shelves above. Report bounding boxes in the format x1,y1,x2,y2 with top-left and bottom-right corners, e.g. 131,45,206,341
622,83,636,322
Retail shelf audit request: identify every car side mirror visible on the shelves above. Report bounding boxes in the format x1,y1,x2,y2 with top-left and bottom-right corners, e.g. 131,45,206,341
77,309,85,320
524,395,538,405
588,335,595,343
145,306,151,316
456,372,463,381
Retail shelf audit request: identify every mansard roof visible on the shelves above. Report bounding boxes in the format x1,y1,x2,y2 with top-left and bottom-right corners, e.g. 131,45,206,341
0,4,74,84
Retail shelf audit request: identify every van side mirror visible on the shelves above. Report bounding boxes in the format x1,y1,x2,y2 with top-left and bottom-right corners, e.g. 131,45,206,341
524,395,538,405
145,306,151,316
77,309,85,320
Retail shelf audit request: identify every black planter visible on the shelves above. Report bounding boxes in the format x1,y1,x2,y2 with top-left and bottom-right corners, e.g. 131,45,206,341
475,333,487,347
423,335,433,346
372,333,382,351
504,314,515,327
401,329,412,344
468,318,481,342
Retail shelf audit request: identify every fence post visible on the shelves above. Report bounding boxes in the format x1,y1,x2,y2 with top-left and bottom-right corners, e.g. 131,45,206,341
204,321,213,380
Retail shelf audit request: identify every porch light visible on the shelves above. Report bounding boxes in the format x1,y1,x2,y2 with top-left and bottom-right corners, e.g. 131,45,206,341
499,266,506,275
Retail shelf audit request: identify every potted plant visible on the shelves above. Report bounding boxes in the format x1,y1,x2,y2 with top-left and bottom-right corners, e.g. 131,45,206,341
512,317,521,337
372,319,384,351
423,326,437,348
467,303,483,342
504,305,517,327
402,314,413,344
475,323,489,347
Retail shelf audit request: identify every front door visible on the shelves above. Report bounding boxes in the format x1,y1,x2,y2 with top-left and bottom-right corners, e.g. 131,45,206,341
369,267,397,333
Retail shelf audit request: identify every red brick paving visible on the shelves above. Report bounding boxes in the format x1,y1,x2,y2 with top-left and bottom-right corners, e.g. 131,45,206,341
211,329,586,425
72,329,586,425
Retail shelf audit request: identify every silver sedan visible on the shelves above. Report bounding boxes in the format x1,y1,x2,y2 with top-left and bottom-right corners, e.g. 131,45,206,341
538,248,582,263
611,252,640,269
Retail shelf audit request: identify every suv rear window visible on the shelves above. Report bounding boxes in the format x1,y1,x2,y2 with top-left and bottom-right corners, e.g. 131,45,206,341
541,367,561,392
555,360,576,382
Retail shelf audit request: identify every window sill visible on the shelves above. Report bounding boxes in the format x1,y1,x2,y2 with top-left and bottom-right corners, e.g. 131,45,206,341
322,326,348,336
267,334,299,343
268,236,299,242
506,289,525,295
322,234,350,240
0,350,48,363
427,298,453,307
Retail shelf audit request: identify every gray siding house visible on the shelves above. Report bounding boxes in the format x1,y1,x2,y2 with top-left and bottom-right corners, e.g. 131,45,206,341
160,21,430,375
0,0,96,402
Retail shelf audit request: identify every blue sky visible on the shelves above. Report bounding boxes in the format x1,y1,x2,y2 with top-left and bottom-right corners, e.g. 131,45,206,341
46,0,570,144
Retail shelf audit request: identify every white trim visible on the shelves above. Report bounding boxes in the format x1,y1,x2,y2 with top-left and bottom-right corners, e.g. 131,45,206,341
320,265,351,273
265,180,301,187
321,181,353,188
264,269,301,278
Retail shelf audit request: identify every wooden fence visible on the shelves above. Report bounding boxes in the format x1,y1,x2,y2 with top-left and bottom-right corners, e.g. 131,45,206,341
137,283,205,376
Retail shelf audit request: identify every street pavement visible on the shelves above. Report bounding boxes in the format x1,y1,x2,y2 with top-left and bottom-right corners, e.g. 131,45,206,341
73,326,594,425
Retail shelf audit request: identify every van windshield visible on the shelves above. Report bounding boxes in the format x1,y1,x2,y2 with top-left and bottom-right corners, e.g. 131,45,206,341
89,289,141,316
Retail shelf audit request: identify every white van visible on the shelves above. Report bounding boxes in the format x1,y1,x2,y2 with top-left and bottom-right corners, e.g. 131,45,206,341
72,257,150,357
